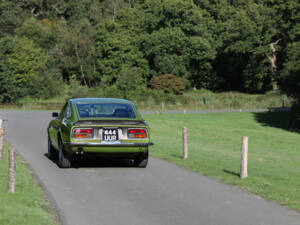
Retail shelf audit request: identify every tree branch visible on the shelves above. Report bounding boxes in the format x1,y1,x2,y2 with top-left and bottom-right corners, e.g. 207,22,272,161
51,4,64,14
270,40,280,53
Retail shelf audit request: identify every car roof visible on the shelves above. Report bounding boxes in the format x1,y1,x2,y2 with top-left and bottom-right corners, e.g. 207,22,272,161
69,98,134,105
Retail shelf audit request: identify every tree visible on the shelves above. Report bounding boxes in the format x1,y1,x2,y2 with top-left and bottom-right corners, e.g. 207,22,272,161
0,36,16,102
102,0,129,21
54,19,98,86
280,42,300,99
0,36,63,102
203,0,282,92
278,0,300,100
95,21,149,86
0,1,30,36
0,0,300,102
117,0,217,89
16,18,58,49
0,36,50,102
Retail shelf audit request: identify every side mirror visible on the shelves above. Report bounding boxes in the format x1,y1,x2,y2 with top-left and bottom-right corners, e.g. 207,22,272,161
52,112,59,118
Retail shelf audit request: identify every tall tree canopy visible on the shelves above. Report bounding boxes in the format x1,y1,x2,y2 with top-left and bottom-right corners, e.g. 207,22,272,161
0,0,298,103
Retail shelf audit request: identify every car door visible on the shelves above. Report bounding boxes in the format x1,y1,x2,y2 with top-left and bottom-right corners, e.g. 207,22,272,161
60,102,72,144
49,102,69,149
49,117,58,149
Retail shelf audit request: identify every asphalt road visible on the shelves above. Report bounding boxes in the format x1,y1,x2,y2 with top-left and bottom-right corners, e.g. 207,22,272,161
1,111,300,225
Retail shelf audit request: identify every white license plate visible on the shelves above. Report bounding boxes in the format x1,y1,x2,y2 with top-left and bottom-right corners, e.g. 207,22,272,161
103,129,118,142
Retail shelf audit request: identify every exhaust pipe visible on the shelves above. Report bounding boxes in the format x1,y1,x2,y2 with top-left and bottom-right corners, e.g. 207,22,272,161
75,147,84,155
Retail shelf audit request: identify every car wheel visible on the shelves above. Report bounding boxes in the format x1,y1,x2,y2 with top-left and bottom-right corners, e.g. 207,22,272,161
58,140,72,168
48,137,57,160
134,150,148,168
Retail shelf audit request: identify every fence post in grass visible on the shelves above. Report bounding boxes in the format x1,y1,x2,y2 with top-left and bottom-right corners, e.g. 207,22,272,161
161,102,165,114
0,119,3,160
183,127,188,159
8,148,16,193
240,136,248,179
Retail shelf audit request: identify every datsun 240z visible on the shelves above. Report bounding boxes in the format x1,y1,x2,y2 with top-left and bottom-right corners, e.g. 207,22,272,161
47,98,153,168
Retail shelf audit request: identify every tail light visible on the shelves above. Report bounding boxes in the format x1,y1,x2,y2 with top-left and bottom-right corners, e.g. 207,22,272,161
128,129,147,139
73,128,93,138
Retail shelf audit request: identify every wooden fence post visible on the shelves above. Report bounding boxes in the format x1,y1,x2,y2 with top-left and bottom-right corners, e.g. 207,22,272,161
183,127,188,159
240,136,248,179
161,102,165,114
8,148,16,193
0,119,3,160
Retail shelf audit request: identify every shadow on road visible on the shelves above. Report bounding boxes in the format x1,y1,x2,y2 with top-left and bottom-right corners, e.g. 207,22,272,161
73,159,135,168
44,153,135,168
253,110,291,131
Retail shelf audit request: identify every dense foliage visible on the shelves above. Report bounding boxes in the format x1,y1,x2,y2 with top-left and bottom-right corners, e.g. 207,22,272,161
150,74,185,95
0,0,299,104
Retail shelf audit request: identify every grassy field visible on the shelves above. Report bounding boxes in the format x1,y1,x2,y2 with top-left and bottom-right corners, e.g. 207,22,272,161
144,111,300,211
0,143,58,225
0,91,291,111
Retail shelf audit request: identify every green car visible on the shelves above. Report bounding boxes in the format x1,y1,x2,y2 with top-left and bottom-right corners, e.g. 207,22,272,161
47,98,153,168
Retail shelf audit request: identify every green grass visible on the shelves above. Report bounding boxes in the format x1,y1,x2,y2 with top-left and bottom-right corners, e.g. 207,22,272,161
144,111,300,211
0,91,291,111
181,91,290,110
0,143,58,225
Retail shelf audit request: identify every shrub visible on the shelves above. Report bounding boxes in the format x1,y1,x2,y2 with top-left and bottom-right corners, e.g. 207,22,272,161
149,74,185,95
115,66,147,97
103,85,124,99
64,76,90,99
126,87,151,103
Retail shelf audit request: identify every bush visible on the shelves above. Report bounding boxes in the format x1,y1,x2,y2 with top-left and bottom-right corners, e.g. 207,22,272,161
28,67,64,99
0,36,52,102
115,66,147,97
103,85,124,99
125,87,151,103
64,76,91,99
150,74,185,95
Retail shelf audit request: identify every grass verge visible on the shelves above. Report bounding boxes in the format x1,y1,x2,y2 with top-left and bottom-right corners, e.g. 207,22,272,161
144,111,300,212
0,143,58,225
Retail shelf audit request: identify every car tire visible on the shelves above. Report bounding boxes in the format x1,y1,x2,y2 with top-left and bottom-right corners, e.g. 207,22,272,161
48,137,57,160
58,140,72,168
134,150,148,168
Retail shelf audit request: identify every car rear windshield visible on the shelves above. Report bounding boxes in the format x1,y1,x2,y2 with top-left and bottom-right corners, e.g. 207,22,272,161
76,103,136,119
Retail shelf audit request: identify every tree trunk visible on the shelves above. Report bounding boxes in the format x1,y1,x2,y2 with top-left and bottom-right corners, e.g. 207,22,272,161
268,40,280,90
74,43,88,87
113,7,116,22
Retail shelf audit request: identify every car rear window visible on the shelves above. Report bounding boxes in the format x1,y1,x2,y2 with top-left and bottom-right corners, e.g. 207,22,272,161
76,103,136,119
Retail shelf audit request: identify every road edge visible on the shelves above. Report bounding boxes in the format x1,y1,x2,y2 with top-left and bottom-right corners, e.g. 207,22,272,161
5,140,67,225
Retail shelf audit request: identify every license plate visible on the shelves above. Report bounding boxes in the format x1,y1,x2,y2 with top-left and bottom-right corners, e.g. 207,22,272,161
102,129,118,142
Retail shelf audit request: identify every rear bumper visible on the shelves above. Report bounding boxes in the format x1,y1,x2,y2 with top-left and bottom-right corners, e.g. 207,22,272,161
64,142,153,147
63,142,153,154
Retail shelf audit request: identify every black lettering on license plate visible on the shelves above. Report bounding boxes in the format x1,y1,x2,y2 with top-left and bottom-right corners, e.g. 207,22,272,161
103,129,118,142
